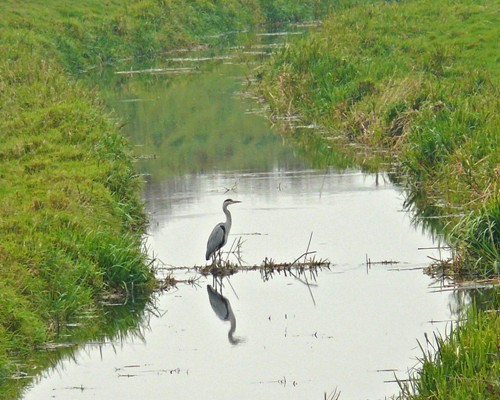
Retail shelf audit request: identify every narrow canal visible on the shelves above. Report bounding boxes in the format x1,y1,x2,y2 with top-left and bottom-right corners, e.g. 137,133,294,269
23,30,459,400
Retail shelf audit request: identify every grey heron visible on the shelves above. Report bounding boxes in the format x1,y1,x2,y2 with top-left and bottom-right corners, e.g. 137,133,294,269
205,198,241,263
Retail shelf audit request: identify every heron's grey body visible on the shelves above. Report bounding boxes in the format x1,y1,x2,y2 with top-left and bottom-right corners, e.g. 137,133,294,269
205,199,241,262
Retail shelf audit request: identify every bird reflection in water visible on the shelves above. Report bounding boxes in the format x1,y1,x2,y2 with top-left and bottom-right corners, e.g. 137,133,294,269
207,284,244,345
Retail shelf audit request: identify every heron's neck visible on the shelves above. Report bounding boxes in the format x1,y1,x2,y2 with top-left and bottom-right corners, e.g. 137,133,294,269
223,204,232,228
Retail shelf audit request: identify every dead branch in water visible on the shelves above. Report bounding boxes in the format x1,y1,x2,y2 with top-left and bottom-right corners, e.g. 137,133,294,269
194,256,330,277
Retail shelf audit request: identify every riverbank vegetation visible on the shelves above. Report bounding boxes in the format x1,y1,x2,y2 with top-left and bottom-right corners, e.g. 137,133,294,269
0,0,333,396
0,19,154,393
399,299,499,399
255,0,499,397
0,0,334,76
257,0,498,279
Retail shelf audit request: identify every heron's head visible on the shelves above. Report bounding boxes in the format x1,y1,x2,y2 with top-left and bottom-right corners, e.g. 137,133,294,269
224,199,241,207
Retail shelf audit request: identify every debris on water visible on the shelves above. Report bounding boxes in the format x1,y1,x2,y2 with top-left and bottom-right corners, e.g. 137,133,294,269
365,253,401,267
162,55,233,62
10,371,33,380
157,275,179,291
191,233,331,287
119,98,155,103
195,255,330,278
64,385,87,391
295,123,320,129
198,262,239,278
242,51,269,56
324,387,342,400
115,364,188,377
134,154,157,160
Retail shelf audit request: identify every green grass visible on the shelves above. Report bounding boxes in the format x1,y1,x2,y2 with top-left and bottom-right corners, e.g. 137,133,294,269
398,300,500,400
0,0,260,74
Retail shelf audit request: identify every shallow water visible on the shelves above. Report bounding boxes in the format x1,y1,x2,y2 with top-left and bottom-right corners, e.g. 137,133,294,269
23,31,457,399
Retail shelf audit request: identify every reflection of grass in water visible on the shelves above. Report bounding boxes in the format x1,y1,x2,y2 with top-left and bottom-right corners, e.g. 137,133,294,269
99,61,307,179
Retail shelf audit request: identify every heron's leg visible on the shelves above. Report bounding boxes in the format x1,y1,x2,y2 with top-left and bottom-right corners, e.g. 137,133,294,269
215,275,223,293
211,253,218,287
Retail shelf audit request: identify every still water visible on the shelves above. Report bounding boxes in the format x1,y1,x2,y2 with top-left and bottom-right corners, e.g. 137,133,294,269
24,32,457,399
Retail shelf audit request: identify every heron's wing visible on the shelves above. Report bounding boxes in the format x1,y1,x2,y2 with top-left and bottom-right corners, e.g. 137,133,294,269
206,223,226,260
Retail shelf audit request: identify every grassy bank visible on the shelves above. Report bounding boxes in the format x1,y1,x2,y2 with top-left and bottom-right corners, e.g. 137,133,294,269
0,0,260,75
0,0,334,394
0,32,154,384
257,0,498,279
255,0,499,397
